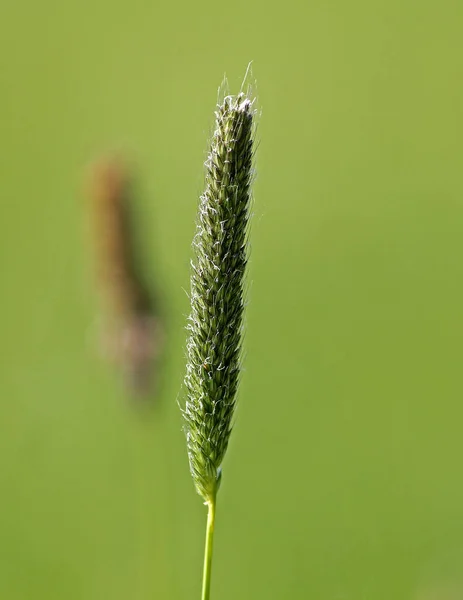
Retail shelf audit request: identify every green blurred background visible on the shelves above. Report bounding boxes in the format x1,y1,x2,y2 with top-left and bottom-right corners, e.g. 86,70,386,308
1,1,463,598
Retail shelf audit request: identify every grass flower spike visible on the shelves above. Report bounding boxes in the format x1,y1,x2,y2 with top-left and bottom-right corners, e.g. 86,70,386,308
87,157,164,399
183,82,256,600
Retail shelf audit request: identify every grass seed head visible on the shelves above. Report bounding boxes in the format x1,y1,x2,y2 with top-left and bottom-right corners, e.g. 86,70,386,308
183,88,256,503
87,157,164,398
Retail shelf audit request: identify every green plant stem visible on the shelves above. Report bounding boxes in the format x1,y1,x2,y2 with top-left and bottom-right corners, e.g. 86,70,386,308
201,497,216,600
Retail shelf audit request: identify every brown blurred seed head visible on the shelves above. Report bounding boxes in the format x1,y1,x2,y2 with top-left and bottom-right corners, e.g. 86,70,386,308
86,156,163,398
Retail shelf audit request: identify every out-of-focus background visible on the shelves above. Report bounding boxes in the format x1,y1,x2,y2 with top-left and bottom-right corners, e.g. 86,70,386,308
1,1,463,599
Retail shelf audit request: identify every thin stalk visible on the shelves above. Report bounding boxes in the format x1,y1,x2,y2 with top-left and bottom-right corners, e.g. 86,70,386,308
201,497,216,600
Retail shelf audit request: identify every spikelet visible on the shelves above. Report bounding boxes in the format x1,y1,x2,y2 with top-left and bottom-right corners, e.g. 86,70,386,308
183,89,256,502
